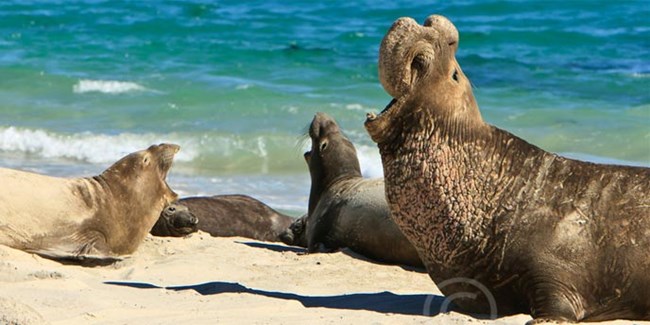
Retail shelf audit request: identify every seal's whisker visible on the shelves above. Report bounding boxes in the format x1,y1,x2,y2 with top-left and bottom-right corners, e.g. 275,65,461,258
294,125,312,153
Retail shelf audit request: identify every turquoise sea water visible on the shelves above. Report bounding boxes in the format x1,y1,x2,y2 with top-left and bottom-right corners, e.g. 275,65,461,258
0,1,648,215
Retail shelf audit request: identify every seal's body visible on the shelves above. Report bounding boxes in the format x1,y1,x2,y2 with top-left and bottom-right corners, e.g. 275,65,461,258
298,113,422,268
365,15,650,322
152,195,293,242
0,144,180,263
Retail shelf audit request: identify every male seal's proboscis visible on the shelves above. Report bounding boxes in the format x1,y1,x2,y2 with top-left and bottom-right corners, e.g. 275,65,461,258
0,143,180,264
365,15,650,323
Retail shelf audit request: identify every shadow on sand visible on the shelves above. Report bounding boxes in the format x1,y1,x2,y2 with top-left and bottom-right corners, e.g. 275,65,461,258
236,241,306,254
236,241,427,273
104,280,446,316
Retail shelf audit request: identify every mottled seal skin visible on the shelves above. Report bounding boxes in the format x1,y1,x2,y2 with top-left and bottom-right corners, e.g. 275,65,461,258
154,194,293,242
365,15,650,322
301,112,423,268
150,203,199,237
279,214,307,247
0,144,180,263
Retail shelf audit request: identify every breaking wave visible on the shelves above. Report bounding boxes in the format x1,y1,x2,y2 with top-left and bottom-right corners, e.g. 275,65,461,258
72,79,148,94
0,126,197,164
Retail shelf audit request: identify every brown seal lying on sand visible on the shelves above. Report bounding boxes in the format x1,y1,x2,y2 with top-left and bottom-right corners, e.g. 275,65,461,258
365,14,650,322
151,195,293,242
294,112,422,268
0,144,180,263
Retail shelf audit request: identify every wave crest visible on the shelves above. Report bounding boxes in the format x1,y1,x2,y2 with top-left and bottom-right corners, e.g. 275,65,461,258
0,127,387,176
0,127,196,164
72,79,148,94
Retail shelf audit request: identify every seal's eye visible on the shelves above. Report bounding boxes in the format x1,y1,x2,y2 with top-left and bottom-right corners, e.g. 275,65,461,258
411,54,426,72
319,140,328,152
452,69,459,82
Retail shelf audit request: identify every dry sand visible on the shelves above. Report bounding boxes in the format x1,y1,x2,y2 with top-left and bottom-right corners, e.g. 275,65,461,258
0,232,646,325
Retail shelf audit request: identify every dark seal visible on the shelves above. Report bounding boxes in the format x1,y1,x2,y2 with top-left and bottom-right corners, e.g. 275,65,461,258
295,112,422,268
365,15,650,323
150,203,199,237
151,194,293,242
279,214,307,248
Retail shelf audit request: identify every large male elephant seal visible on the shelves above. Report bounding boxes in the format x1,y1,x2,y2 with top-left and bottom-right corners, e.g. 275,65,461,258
365,15,650,322
297,112,422,268
0,143,180,263
151,194,293,242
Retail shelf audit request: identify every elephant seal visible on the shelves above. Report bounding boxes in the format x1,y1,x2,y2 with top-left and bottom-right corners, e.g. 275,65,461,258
151,195,293,242
0,144,180,263
299,112,423,268
365,15,650,322
278,214,307,248
150,203,199,237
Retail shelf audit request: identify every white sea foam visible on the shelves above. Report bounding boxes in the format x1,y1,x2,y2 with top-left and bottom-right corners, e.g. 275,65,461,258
72,79,148,94
345,103,365,111
630,72,650,79
0,127,197,164
357,145,384,178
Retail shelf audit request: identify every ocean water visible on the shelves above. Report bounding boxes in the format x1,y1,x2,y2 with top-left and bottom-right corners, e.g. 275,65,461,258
0,1,648,216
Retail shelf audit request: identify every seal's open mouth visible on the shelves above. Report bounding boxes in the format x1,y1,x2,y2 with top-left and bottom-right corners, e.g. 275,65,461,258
366,98,398,122
364,95,409,144
364,17,427,142
365,15,459,144
381,98,398,114
156,143,180,180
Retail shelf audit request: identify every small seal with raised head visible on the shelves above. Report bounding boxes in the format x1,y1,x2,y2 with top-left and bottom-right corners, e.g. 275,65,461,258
297,112,422,268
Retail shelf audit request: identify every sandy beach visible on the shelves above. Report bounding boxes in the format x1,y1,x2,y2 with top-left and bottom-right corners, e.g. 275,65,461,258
0,232,645,325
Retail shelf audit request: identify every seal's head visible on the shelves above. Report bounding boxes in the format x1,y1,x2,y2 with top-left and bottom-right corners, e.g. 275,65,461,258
101,143,180,207
305,113,361,214
151,203,199,237
365,15,482,145
279,215,307,247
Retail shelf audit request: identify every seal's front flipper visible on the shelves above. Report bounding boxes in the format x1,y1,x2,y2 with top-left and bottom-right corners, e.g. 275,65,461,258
27,249,122,267
27,231,122,266
30,248,123,267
